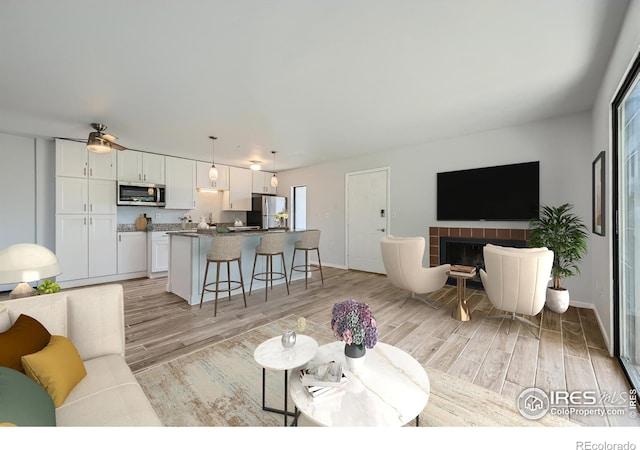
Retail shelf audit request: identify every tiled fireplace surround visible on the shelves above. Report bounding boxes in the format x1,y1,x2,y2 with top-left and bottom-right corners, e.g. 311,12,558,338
428,226,531,269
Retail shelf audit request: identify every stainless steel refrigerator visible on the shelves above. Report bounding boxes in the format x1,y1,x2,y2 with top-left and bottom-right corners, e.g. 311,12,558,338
247,195,287,229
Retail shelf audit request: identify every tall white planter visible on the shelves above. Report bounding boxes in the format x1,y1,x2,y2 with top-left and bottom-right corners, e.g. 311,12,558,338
546,288,570,313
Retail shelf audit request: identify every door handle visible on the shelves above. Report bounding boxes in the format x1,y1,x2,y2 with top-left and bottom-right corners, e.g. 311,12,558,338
377,228,385,232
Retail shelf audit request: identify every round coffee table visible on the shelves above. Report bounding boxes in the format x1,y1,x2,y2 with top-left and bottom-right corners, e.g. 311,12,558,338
289,341,430,426
254,334,318,426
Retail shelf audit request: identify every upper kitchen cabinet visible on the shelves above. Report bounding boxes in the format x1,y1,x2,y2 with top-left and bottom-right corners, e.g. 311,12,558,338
56,139,116,180
165,156,196,209
196,160,229,191
117,150,165,184
252,170,277,195
56,178,116,215
222,166,252,211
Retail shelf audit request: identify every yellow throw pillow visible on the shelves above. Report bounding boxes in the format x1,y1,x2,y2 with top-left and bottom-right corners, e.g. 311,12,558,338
21,335,87,407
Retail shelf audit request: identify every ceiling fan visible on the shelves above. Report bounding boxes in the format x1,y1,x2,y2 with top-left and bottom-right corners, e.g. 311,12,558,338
56,123,128,153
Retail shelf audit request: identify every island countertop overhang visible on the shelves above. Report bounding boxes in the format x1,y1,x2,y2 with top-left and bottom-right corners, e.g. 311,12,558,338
165,228,307,238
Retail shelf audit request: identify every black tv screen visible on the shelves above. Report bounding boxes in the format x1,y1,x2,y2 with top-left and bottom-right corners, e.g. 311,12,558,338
437,161,540,221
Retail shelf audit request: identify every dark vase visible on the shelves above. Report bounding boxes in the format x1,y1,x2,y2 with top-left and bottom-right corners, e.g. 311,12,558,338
344,343,366,372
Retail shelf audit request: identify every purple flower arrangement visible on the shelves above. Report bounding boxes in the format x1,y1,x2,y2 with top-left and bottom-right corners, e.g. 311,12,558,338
331,299,378,349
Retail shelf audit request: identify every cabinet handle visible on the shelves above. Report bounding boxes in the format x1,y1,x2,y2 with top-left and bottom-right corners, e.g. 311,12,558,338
119,234,122,242
84,167,87,176
90,204,93,212
144,174,146,181
90,217,93,225
90,168,93,177
84,203,87,212
139,174,142,181
84,217,86,225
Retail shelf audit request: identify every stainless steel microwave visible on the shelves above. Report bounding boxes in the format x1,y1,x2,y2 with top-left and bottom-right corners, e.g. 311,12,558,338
117,182,166,207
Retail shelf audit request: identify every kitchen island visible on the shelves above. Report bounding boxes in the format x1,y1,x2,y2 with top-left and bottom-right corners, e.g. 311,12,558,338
167,228,309,306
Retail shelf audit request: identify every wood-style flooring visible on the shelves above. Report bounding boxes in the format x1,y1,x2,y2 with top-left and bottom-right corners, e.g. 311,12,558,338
3,267,636,426
120,267,638,426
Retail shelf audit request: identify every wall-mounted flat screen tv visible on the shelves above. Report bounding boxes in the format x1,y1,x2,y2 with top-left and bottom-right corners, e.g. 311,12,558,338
437,161,540,221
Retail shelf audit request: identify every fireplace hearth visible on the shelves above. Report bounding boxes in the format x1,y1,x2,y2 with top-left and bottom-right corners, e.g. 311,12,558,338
429,227,529,289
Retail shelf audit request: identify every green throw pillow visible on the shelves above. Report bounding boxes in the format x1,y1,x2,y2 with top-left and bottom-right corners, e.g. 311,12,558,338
0,366,56,426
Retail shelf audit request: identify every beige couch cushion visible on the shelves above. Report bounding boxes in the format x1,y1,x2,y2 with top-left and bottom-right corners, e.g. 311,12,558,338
2,295,67,336
56,355,161,426
65,285,125,360
0,305,10,332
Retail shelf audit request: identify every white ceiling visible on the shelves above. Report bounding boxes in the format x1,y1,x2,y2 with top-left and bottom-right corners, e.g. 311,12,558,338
0,0,630,171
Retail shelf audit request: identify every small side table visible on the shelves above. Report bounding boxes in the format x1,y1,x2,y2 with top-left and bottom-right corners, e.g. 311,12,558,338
449,271,476,321
253,334,318,426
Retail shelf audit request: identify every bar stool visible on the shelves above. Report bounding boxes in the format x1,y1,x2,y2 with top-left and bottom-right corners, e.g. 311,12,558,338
199,234,247,317
290,229,324,289
250,232,289,302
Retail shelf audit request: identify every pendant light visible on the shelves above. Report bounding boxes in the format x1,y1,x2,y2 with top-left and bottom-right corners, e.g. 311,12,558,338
208,136,218,181
270,150,279,188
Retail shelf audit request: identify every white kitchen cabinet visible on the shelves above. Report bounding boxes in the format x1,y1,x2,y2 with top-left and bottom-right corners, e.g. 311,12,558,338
55,214,89,281
223,166,252,211
196,160,229,191
252,170,277,195
56,178,116,215
89,215,118,277
56,139,116,180
117,150,165,184
55,141,117,283
56,214,117,281
56,177,88,214
118,231,147,274
147,231,169,278
165,156,196,209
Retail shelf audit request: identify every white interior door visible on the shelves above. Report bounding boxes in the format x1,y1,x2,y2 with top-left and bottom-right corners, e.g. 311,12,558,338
346,168,389,273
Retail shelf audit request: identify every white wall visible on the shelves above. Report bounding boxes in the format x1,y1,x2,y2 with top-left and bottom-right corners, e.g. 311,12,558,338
278,111,594,303
591,0,640,354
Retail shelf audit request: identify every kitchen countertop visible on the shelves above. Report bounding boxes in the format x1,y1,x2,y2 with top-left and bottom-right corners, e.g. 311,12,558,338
166,228,304,238
117,223,199,232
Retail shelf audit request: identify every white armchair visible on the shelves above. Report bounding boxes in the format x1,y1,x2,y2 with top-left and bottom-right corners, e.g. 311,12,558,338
380,235,451,308
479,243,554,338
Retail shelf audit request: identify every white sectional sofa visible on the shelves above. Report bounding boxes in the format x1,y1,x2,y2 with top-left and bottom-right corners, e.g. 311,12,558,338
0,284,161,426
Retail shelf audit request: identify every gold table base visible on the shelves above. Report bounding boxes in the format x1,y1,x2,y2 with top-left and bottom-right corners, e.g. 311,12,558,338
451,274,472,321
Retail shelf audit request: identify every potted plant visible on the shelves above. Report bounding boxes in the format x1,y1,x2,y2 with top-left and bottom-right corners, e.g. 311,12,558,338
37,279,60,295
528,203,588,313
330,299,378,373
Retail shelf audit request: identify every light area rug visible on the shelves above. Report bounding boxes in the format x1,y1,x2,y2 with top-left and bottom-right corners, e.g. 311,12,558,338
135,316,577,427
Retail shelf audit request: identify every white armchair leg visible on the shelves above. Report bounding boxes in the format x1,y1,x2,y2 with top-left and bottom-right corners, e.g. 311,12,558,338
488,312,540,339
409,292,439,309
